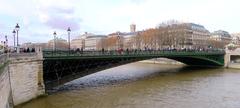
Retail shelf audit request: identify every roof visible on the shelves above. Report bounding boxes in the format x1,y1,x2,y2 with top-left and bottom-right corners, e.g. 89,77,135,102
108,32,138,36
212,30,231,37
86,35,107,39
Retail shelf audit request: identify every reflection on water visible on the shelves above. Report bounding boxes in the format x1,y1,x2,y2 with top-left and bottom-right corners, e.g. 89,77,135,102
16,62,240,108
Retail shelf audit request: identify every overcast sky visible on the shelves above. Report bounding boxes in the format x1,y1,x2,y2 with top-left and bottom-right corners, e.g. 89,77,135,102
0,0,240,44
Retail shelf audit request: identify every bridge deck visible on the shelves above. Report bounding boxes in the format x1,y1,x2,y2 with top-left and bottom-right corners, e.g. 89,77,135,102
43,50,225,59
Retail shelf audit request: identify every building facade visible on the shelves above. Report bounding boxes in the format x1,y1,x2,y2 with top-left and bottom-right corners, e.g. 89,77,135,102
70,32,107,50
158,23,210,49
71,38,85,49
85,35,107,50
130,24,136,33
21,42,48,51
210,30,232,45
231,33,240,45
106,24,139,50
47,37,68,50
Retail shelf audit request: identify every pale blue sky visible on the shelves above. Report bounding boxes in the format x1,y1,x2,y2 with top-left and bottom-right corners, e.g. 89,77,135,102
0,0,240,44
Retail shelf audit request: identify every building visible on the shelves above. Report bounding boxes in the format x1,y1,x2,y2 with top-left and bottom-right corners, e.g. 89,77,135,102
122,32,138,49
107,32,140,50
231,33,240,45
107,32,125,50
106,24,139,50
70,32,94,50
130,24,136,33
47,37,68,50
21,42,37,49
158,23,210,49
71,38,85,49
188,23,210,48
211,30,232,45
21,42,48,50
71,32,107,50
85,35,107,50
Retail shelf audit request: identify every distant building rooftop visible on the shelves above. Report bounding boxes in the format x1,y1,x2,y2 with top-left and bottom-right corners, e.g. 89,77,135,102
212,30,231,37
76,32,107,39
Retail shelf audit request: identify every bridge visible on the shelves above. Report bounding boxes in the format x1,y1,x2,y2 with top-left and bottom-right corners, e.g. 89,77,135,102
42,50,225,90
0,49,226,106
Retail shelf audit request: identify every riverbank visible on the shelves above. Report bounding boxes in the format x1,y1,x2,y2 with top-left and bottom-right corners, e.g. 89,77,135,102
141,58,240,69
139,58,184,65
227,63,240,69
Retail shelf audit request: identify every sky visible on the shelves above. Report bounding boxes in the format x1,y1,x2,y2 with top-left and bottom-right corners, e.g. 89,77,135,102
0,0,240,45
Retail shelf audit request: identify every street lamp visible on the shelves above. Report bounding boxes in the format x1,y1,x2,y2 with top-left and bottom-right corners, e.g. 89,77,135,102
67,27,71,52
5,35,8,52
1,41,3,52
15,23,20,53
53,31,57,51
3,41,5,53
12,30,16,51
117,32,120,50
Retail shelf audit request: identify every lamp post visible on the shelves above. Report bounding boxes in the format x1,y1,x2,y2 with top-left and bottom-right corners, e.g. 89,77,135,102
5,35,8,52
117,32,120,50
3,41,5,53
67,27,71,52
1,41,3,53
12,29,16,52
53,31,57,51
15,23,20,53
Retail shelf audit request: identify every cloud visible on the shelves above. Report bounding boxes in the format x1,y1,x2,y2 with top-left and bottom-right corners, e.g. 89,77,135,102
52,7,75,14
40,7,75,14
37,4,81,31
130,0,146,4
45,16,81,31
0,23,6,29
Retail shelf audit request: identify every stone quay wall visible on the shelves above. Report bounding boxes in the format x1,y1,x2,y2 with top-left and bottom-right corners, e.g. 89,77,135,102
0,49,45,108
8,53,45,106
0,60,13,108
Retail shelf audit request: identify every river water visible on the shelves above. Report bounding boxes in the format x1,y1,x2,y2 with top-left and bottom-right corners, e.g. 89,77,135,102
16,62,240,108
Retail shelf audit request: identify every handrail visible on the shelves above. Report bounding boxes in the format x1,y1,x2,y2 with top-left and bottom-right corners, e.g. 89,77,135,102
9,53,37,58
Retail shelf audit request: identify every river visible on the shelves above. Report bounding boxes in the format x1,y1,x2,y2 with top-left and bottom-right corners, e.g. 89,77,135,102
16,62,240,108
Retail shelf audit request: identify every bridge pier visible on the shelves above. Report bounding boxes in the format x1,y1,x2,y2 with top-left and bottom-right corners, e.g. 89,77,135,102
224,49,240,69
224,50,231,67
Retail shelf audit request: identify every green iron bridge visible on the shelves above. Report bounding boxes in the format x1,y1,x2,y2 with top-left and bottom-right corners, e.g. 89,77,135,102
43,50,225,90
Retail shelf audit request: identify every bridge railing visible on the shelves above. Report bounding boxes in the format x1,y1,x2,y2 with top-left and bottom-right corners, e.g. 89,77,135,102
9,53,37,58
43,49,225,58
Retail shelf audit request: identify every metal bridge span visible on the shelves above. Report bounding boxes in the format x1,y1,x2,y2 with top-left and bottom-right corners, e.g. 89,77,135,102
42,50,225,90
